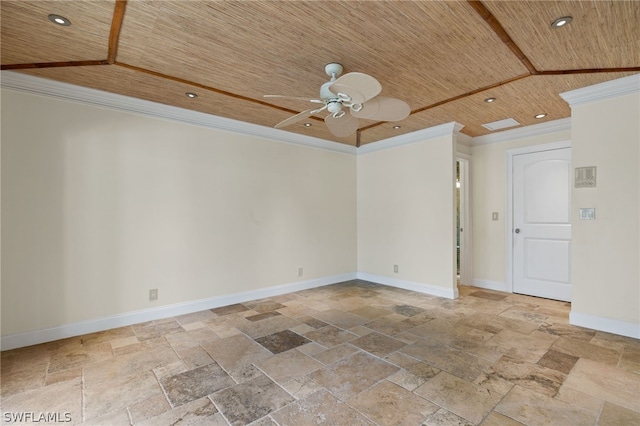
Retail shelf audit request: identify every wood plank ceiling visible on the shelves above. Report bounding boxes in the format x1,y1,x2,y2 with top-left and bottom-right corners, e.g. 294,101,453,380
2,1,639,146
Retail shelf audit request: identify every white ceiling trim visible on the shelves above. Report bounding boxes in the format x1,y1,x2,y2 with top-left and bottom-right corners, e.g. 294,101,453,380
357,122,464,155
560,73,640,107
0,71,357,155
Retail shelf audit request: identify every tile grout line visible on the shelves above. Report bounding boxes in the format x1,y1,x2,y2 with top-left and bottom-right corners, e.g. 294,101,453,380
81,366,86,423
125,406,134,425
593,400,606,425
250,359,309,420
207,394,232,425
154,338,179,411
476,373,514,426
482,383,518,425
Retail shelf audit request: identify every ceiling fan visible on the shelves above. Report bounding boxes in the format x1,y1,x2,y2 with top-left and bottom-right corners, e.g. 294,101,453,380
265,63,411,138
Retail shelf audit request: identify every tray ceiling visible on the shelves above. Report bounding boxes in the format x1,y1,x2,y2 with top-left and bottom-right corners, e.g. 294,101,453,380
2,1,638,146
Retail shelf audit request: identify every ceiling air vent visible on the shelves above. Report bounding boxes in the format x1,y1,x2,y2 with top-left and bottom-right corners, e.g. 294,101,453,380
481,118,521,131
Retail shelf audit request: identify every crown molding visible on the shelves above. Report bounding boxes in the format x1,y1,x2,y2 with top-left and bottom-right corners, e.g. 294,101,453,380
357,122,464,154
560,73,640,107
3,71,588,153
0,71,357,155
471,117,571,146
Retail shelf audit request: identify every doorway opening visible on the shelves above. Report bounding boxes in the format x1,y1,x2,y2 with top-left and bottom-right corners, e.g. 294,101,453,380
456,161,461,278
456,156,471,286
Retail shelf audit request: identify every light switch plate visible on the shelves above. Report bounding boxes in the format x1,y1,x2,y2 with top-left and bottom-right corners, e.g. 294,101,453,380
579,208,596,220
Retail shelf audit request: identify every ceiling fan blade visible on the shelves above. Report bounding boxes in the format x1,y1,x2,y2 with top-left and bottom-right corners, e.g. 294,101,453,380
264,95,323,104
351,97,411,121
324,113,360,137
274,109,314,129
328,72,382,103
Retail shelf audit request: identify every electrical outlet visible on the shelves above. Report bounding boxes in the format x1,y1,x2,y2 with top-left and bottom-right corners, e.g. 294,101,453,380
394,265,399,273
492,212,499,221
298,267,303,277
149,289,158,301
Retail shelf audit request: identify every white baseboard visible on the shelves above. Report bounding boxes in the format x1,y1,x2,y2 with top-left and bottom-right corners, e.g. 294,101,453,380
569,311,640,339
0,273,357,351
357,272,458,299
470,279,509,293
13,273,637,350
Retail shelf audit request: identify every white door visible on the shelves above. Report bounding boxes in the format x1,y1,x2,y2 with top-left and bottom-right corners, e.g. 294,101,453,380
513,148,571,301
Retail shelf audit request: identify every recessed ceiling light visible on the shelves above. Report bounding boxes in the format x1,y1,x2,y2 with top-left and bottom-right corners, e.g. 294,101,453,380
185,92,198,98
535,113,547,119
48,14,71,26
393,125,401,129
551,16,572,28
304,123,312,127
484,97,496,103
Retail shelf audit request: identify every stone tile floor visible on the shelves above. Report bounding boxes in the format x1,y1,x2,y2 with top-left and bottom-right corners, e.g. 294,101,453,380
1,281,639,425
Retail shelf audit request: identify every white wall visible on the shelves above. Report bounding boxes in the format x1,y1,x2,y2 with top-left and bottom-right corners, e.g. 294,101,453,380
4,74,637,346
568,88,640,334
470,129,571,290
1,89,357,337
357,135,457,298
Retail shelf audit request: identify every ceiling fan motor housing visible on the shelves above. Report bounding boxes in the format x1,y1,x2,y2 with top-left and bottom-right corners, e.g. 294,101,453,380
327,101,342,114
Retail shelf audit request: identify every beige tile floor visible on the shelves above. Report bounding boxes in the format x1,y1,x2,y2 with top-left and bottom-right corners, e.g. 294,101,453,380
2,281,639,425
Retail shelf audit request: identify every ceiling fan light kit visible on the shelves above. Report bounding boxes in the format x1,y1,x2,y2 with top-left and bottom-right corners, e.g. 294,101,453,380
265,63,410,137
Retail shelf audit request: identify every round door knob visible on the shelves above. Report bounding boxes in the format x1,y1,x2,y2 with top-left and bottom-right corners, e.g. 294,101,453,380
515,228,521,233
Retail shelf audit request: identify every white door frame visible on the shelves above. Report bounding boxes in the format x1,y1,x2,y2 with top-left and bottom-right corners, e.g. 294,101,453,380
457,153,472,286
506,140,571,293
